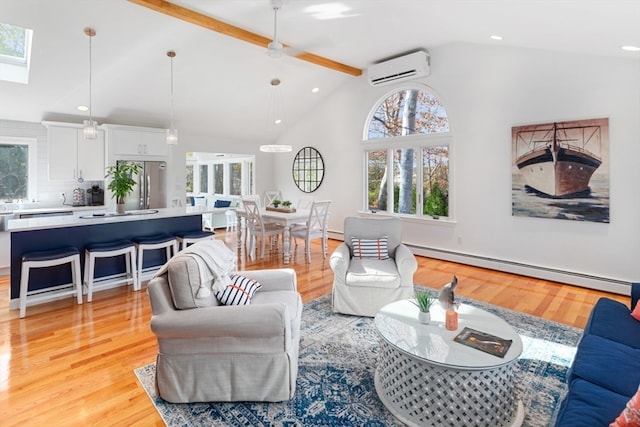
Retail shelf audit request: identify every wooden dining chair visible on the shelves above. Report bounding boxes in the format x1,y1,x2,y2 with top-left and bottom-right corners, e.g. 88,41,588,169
263,190,282,207
297,196,314,210
243,200,285,259
290,200,331,263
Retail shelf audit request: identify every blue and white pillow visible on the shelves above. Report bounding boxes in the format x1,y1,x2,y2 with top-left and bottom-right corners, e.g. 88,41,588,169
351,236,390,260
215,274,262,305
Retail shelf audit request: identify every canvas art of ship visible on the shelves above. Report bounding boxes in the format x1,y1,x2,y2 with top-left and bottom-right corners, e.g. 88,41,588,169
514,119,605,198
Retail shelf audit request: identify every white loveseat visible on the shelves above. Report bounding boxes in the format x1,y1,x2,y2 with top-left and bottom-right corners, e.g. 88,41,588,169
199,195,241,229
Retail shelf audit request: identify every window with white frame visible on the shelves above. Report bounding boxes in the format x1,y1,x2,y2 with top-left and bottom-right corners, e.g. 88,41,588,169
0,22,33,84
186,155,254,197
185,164,193,193
364,86,451,218
0,137,37,201
198,164,208,193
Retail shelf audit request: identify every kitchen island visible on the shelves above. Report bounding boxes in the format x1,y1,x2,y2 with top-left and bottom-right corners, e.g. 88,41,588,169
7,207,213,307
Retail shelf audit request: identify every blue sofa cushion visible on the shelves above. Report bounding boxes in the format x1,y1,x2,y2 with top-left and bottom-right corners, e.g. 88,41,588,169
554,378,629,427
583,297,640,349
214,200,232,208
569,334,640,397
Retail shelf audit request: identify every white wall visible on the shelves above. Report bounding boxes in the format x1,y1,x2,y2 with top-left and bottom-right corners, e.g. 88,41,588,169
2,43,638,291
271,43,640,291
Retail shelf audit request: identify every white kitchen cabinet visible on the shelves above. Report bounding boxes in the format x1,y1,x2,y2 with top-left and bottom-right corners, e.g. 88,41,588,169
110,127,168,157
47,124,105,181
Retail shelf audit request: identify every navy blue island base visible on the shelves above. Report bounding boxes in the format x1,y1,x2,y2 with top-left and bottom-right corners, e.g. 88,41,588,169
10,215,203,300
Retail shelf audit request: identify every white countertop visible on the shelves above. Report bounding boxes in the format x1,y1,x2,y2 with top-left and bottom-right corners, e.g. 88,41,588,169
11,205,105,215
6,207,213,232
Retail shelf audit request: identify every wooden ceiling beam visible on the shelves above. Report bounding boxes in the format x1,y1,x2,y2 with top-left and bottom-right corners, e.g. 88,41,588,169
127,0,363,76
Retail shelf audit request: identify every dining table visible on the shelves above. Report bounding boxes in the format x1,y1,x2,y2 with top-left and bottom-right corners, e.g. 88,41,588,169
236,208,310,263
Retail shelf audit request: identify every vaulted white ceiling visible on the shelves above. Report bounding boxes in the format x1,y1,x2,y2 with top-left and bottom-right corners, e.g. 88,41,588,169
1,0,638,143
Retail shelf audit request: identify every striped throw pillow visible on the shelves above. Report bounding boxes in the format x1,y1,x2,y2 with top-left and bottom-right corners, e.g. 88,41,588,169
215,274,262,305
352,237,390,260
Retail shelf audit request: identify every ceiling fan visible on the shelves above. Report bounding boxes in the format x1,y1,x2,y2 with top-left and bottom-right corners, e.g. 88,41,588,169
127,0,362,76
267,0,285,58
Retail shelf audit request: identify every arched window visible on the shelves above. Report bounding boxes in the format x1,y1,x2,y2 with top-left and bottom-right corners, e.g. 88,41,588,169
364,86,451,218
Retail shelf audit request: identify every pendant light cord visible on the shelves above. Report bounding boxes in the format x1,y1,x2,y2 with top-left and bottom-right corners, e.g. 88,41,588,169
170,53,174,129
84,28,95,123
89,33,92,122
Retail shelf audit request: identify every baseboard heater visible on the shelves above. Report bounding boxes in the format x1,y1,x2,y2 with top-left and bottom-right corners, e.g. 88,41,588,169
327,231,631,296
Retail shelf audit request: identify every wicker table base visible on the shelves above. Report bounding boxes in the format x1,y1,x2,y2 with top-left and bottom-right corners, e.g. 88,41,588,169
375,337,524,427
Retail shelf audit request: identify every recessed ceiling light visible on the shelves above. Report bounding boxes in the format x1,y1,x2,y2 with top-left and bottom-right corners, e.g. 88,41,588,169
621,45,640,52
77,105,88,112
311,87,320,93
490,35,503,41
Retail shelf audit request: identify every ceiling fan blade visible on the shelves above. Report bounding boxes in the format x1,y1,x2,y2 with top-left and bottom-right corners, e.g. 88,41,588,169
127,0,362,76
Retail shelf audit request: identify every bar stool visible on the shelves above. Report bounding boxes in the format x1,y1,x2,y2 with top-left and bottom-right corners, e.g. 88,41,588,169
133,234,178,284
19,246,83,318
84,240,138,302
175,230,215,250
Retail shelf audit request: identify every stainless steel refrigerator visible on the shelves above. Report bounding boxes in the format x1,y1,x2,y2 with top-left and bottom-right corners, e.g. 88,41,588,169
117,160,167,210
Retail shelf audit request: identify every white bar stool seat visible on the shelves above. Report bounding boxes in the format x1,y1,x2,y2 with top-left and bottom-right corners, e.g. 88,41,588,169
19,246,83,318
84,240,138,302
133,234,178,284
175,230,214,250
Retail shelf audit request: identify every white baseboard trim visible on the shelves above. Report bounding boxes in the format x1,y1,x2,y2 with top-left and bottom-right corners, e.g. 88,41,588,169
327,231,631,296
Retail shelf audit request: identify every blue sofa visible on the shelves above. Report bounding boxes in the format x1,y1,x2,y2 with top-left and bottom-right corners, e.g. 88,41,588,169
554,283,640,426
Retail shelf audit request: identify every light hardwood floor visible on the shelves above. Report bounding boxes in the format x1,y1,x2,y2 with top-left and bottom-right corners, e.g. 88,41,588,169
0,230,628,426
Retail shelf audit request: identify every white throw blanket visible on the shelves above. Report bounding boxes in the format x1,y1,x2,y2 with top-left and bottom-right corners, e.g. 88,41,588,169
153,239,237,298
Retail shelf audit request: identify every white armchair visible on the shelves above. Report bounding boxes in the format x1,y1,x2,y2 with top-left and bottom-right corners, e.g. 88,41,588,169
147,257,302,403
330,217,418,317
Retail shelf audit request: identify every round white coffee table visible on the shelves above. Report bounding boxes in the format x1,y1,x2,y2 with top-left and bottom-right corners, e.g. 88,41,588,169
374,299,524,427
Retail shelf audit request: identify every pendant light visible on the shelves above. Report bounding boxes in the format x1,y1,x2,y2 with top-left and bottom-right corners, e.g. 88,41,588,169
260,78,291,153
166,50,178,145
83,27,98,139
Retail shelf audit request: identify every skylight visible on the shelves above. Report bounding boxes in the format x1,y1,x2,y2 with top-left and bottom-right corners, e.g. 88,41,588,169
304,3,357,20
0,22,33,84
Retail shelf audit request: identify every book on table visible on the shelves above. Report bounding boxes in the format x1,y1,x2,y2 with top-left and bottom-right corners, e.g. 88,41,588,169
453,327,513,358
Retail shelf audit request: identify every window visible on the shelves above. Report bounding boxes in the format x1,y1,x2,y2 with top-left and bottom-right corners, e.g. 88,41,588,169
186,153,254,196
0,137,37,201
229,163,242,196
0,23,33,84
213,164,223,194
185,165,193,192
199,165,209,193
364,87,451,218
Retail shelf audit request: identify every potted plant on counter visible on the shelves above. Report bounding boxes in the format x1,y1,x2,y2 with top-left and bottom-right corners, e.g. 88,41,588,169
412,289,435,324
105,161,142,214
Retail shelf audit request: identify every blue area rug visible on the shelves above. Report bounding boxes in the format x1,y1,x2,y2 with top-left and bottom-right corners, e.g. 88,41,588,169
135,293,581,426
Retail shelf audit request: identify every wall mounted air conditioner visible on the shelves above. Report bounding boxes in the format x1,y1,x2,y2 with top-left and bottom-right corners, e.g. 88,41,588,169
367,50,430,87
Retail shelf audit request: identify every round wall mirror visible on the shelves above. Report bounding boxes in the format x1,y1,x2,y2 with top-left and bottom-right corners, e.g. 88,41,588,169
292,147,324,193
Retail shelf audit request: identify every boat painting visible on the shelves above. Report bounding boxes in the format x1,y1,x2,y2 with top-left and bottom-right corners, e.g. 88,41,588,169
512,118,609,223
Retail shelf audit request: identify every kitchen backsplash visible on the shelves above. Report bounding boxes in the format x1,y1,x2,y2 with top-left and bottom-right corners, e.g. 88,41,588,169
1,179,105,211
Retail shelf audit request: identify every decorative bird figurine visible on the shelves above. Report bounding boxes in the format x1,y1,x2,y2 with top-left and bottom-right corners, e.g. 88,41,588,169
438,275,458,310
